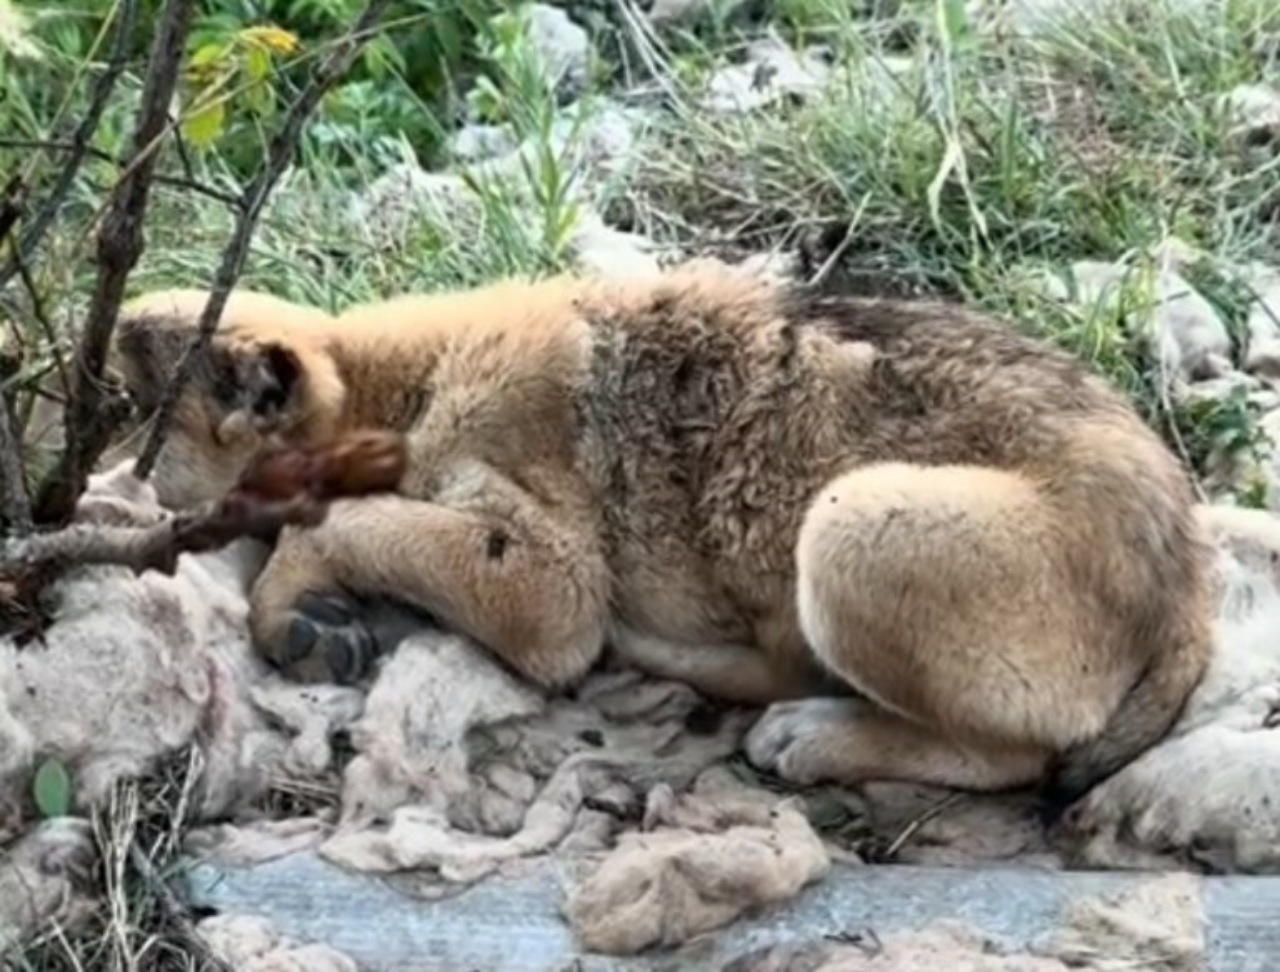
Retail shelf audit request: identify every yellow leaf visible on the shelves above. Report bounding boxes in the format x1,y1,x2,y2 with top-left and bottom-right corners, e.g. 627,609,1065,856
182,97,226,150
239,24,300,57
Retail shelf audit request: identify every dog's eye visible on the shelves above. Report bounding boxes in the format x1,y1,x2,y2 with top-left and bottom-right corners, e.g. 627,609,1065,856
209,360,242,408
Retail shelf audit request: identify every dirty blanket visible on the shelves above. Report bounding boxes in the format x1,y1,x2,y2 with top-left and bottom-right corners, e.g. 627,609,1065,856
3,461,1280,956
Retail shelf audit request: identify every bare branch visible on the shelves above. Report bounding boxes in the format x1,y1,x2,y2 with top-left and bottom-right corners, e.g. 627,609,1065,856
132,0,396,481
7,500,288,576
1,431,405,630
33,0,198,527
0,0,141,293
0,375,33,538
0,176,34,538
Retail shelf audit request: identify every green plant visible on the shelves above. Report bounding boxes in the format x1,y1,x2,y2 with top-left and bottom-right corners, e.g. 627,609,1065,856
456,5,592,274
623,0,1280,452
32,756,73,818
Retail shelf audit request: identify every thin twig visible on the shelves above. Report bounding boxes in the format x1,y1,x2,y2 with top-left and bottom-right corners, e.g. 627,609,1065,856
133,0,396,480
15,249,71,400
0,0,141,293
5,497,296,576
0,173,26,245
807,194,871,288
0,136,244,208
878,793,964,862
824,928,883,957
32,0,198,527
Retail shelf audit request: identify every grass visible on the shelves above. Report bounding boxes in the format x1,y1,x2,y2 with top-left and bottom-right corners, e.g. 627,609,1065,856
6,749,231,972
101,0,1280,398
6,0,1280,964
612,0,1280,474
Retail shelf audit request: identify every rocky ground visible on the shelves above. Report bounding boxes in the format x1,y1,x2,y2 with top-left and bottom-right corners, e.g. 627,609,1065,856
8,0,1280,968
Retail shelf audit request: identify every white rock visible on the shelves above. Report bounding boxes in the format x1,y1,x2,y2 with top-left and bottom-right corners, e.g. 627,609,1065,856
526,4,592,95
449,123,518,163
736,249,804,286
260,164,352,232
352,163,477,245
703,31,832,114
570,212,662,280
0,820,97,952
1179,371,1271,409
465,99,649,192
563,100,649,174
1048,258,1232,383
197,913,359,972
647,0,747,25
1221,83,1280,143
1066,503,1280,872
1148,235,1206,272
1246,339,1280,381
1240,264,1280,376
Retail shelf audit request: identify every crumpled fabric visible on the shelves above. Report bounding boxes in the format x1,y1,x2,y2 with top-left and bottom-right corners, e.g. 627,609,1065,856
6,464,1280,955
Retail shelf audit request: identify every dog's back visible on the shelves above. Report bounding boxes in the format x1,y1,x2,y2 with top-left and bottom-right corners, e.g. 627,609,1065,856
575,271,1213,811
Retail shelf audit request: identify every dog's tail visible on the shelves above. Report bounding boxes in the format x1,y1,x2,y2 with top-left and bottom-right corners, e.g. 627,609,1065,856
1036,620,1210,824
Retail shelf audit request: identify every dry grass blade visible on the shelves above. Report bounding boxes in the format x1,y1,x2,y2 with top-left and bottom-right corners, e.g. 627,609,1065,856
5,749,232,972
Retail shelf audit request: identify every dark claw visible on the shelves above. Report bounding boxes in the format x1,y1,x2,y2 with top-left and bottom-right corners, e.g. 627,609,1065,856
324,636,357,685
286,616,319,663
274,589,382,685
323,623,376,685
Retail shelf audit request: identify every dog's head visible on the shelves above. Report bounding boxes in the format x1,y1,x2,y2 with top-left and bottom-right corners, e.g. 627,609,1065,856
109,289,346,509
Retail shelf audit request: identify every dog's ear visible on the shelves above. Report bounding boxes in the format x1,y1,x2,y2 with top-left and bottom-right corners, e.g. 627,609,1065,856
206,340,302,446
236,341,302,423
206,340,307,447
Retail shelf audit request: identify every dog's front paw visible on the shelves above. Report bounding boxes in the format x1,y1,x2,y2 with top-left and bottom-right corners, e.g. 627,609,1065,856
744,698,857,786
266,590,381,686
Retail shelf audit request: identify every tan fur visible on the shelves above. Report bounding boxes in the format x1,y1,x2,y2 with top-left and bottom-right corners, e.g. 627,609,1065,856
108,289,343,509
106,261,1217,812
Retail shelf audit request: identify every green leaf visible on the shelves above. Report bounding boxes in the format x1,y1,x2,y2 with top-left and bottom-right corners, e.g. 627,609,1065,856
938,0,971,45
189,41,230,70
182,97,227,149
33,758,72,818
244,44,272,84
244,77,276,117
